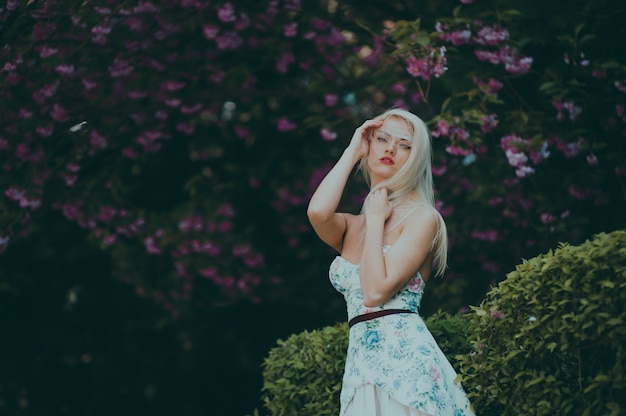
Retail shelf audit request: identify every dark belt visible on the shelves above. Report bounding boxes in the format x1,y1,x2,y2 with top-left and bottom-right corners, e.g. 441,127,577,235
348,309,415,328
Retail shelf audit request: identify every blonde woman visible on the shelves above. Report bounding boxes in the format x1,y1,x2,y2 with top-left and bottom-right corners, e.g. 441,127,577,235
308,109,474,416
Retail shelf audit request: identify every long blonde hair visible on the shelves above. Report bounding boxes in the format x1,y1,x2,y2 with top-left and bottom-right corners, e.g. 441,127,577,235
359,108,448,277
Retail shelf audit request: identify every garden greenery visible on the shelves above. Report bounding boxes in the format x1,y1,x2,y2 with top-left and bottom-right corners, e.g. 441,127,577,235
261,311,470,416
262,230,626,415
458,230,626,416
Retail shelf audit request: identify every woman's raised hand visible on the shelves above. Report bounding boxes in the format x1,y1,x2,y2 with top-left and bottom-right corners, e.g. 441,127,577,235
346,118,383,161
364,188,393,222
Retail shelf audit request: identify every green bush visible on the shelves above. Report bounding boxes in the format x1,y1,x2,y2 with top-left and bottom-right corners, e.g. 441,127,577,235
261,322,348,416
457,230,626,416
261,312,471,415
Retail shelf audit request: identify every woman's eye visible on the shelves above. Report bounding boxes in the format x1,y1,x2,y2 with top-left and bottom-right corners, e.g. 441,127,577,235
376,136,387,142
400,144,411,150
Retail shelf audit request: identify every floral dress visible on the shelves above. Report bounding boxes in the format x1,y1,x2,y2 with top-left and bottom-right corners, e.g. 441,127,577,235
329,246,475,416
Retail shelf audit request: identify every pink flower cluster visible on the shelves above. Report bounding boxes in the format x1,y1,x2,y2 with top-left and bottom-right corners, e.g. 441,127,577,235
475,46,533,75
500,135,549,178
472,76,503,97
431,119,474,156
552,99,582,122
405,46,448,81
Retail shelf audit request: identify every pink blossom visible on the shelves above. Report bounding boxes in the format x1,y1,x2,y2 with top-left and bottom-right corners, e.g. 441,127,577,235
234,125,249,138
50,103,69,122
392,82,407,94
203,24,219,39
555,137,583,158
210,71,225,84
284,22,298,37
234,12,251,31
529,142,550,164
474,49,500,64
91,24,112,36
82,78,97,90
144,236,162,254
36,125,53,138
431,164,447,176
161,81,185,91
614,80,626,93
445,145,473,156
320,128,337,141
277,117,297,132
32,22,56,41
18,108,33,119
480,114,498,133
218,3,236,22
66,162,80,173
540,213,556,224
475,26,509,46
38,46,58,58
568,185,590,200
324,94,338,107
90,130,107,149
276,51,295,74
215,31,243,50
431,120,450,138
133,1,159,13
181,103,202,114
471,229,499,242
490,309,504,320
515,165,535,178
108,58,133,77
176,122,195,135
586,153,598,166
5,187,25,202
121,147,139,159
61,172,77,187
460,0,473,3
127,90,148,99
441,29,472,46
165,98,181,107
200,267,218,279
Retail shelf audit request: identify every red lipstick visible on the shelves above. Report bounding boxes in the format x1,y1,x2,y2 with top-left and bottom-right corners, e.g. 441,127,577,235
379,156,395,165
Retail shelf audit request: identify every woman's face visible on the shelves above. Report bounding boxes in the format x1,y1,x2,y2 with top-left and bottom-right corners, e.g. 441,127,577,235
367,116,413,185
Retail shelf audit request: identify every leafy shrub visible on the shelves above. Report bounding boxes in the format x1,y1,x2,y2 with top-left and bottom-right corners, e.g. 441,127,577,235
457,230,626,416
261,312,471,415
261,322,348,416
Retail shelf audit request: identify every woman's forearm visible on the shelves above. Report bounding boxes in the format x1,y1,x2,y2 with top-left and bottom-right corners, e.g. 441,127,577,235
307,150,359,219
359,214,387,306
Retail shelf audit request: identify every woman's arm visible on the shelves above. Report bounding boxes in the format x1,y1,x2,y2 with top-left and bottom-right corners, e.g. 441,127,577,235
359,189,439,307
307,119,382,252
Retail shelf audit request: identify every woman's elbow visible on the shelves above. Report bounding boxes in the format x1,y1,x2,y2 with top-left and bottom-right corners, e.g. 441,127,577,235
307,206,329,223
362,292,386,308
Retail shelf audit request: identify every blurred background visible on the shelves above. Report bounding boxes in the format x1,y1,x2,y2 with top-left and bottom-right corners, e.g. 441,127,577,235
1,0,624,414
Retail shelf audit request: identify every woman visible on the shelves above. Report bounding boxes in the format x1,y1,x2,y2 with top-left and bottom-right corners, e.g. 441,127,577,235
307,109,475,416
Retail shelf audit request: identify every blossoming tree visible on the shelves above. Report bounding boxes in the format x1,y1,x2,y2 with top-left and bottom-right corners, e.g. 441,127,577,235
1,0,624,318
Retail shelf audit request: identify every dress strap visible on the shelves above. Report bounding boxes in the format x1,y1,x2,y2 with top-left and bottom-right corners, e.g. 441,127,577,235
385,207,417,235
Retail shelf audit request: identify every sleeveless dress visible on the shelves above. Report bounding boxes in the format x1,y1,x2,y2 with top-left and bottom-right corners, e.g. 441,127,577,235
329,246,475,416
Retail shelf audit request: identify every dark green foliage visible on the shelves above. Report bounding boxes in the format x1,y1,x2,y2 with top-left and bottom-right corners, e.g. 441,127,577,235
458,230,626,416
261,322,349,416
261,312,471,415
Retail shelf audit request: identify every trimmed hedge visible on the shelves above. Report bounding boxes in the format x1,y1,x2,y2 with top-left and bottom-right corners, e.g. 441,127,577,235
261,230,626,416
457,230,626,416
261,312,470,415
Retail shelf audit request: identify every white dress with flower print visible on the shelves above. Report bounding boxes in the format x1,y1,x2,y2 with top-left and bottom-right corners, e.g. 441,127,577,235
329,247,475,416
